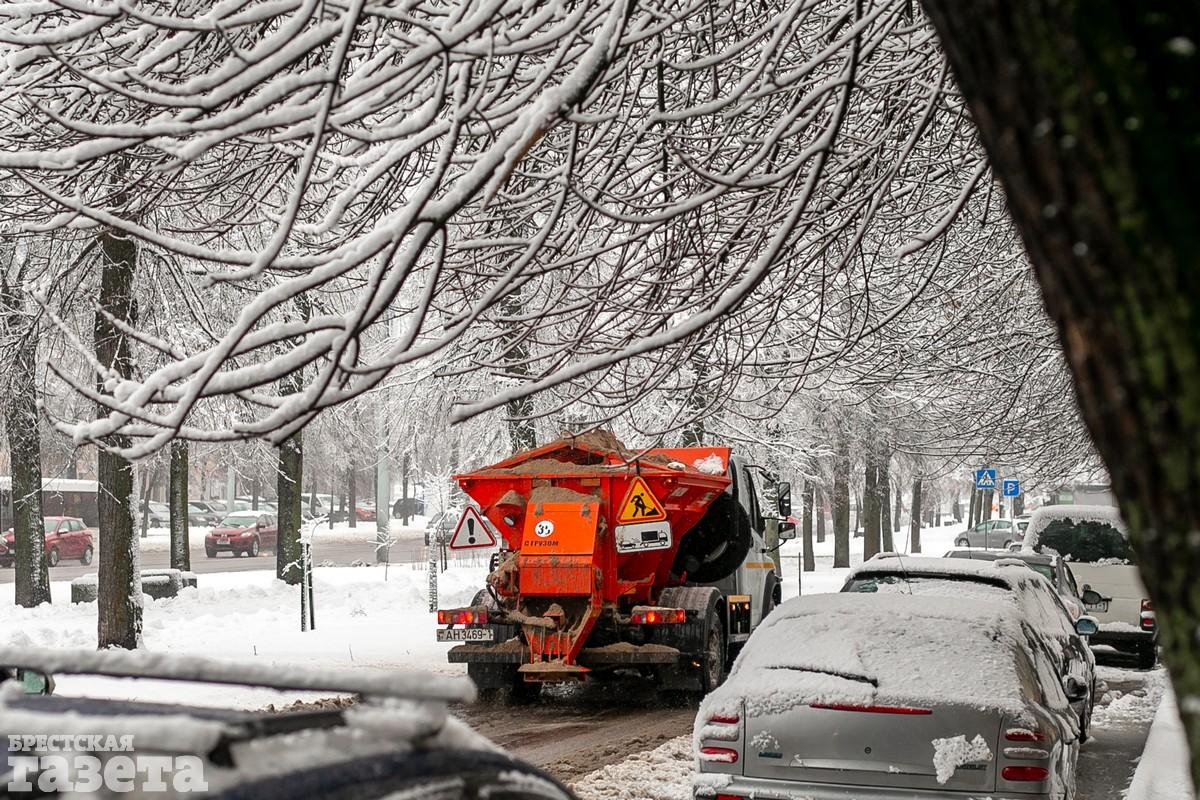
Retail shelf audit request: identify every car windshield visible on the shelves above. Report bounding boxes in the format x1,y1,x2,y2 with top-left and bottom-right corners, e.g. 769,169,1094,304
43,520,57,533
1038,518,1135,564
188,503,206,512
220,515,258,527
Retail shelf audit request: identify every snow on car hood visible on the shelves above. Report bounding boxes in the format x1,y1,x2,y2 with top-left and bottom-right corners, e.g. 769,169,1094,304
700,593,1032,723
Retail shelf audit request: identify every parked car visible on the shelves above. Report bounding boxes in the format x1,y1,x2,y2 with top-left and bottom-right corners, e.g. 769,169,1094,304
354,501,377,522
1022,504,1157,669
205,512,277,558
139,500,171,527
0,646,577,799
0,516,93,568
843,555,1098,739
424,509,462,545
695,592,1082,800
955,518,1022,549
393,496,426,518
187,502,221,527
945,548,1087,620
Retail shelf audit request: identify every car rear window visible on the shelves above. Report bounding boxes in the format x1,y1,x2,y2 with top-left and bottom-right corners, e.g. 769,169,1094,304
1038,519,1135,564
843,574,1011,601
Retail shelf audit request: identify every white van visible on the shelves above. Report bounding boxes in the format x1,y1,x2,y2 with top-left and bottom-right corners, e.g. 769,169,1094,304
1022,504,1156,668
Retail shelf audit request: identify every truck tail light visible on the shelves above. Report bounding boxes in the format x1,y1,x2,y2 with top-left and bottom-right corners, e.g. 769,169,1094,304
631,608,686,624
436,609,488,625
1002,766,1049,781
699,746,739,763
1141,598,1156,630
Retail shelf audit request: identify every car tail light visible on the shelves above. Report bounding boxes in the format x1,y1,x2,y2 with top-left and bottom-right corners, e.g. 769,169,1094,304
716,795,744,800
436,609,488,625
1005,729,1047,742
699,746,739,763
1141,599,1156,630
708,714,739,724
1002,766,1049,781
631,608,686,624
810,703,932,715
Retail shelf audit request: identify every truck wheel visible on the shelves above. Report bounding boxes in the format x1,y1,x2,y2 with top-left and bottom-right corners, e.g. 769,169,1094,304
699,621,726,694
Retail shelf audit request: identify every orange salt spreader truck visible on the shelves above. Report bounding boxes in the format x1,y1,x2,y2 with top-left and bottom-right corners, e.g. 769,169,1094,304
434,433,795,698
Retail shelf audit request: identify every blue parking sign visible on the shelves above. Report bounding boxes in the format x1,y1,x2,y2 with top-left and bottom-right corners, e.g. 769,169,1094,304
1002,479,1021,498
974,469,997,490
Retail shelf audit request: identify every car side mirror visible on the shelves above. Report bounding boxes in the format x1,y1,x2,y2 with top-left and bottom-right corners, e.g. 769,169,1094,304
1080,589,1104,606
778,520,797,541
17,669,54,695
777,482,792,518
1074,615,1099,637
1062,674,1088,702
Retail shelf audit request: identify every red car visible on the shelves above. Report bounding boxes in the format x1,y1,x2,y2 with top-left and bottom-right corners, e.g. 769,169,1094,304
0,516,94,568
205,512,277,558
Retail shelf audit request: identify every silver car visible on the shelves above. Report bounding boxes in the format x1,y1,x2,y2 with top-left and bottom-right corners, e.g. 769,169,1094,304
694,593,1081,800
956,518,1022,549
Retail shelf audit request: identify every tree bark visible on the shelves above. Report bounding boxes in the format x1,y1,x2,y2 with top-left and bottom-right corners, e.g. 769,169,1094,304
920,0,1200,779
863,443,881,560
879,451,893,552
2,277,49,607
95,226,140,650
815,487,827,543
832,437,850,568
910,477,923,554
169,440,189,572
347,465,357,529
276,430,302,585
893,478,903,533
802,481,815,573
967,487,978,528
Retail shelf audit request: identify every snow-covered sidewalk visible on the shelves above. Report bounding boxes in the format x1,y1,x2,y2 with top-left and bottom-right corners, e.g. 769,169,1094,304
1126,681,1196,800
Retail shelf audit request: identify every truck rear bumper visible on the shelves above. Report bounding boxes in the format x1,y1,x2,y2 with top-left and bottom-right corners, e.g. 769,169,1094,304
449,641,680,666
1091,629,1154,650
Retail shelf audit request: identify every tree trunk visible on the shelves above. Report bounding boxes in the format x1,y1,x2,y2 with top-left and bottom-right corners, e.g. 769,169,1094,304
815,488,827,543
893,479,903,533
952,492,961,523
862,457,881,561
852,490,861,538
347,465,357,529
169,440,189,572
139,466,152,538
276,430,302,585
983,488,994,521
802,481,815,573
920,1,1200,780
832,439,850,568
95,225,141,650
1014,493,1025,517
879,452,893,552
967,487,978,528
2,277,49,607
910,478,923,554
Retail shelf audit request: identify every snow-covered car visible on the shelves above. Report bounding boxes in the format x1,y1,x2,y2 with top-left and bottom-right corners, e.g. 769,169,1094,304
944,549,1087,620
695,593,1082,800
0,516,94,568
842,555,1098,739
0,647,576,799
1021,504,1157,669
425,509,463,545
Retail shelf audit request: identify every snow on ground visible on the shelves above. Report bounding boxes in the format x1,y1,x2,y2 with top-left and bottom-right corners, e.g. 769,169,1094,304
1093,665,1166,729
1126,680,1196,800
0,563,484,708
570,736,692,800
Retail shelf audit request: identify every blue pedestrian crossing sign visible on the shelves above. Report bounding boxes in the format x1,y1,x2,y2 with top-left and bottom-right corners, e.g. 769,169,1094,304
975,469,997,490
1002,479,1021,498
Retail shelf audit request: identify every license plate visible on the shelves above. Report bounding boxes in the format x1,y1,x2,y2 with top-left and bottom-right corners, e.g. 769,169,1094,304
436,628,495,643
1085,600,1110,613
218,537,228,543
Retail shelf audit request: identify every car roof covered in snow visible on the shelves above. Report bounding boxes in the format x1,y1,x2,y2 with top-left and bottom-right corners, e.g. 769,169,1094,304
1022,504,1127,550
846,554,1039,587
702,593,1034,722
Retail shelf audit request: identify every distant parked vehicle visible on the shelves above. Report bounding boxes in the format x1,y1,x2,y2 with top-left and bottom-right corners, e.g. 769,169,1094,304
955,518,1021,549
0,477,99,529
1022,504,1157,669
944,549,1087,620
139,500,171,527
695,592,1083,800
187,502,220,527
205,512,277,558
424,509,462,545
0,516,94,568
392,496,426,518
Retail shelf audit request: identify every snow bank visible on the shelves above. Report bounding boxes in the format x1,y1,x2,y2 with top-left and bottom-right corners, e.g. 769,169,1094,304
1126,681,1195,800
570,736,692,800
0,564,486,708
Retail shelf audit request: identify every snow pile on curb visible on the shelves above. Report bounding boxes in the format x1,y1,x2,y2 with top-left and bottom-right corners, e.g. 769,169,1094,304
1126,682,1195,800
571,735,692,800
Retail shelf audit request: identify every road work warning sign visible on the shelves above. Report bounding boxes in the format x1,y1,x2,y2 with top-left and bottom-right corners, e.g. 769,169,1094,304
617,477,667,524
